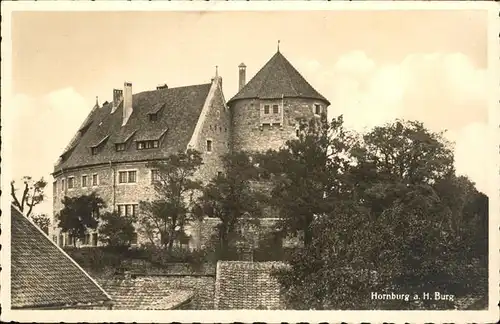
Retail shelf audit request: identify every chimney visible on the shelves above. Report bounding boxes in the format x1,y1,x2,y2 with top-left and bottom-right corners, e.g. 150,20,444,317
111,89,123,114
122,82,133,126
238,63,246,91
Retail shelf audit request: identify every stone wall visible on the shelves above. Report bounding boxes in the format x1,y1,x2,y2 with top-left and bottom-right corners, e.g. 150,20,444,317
230,97,329,152
50,80,229,249
193,79,231,184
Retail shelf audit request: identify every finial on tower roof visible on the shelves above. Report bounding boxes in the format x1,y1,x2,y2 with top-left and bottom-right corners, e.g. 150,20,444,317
95,96,99,107
215,65,219,77
277,40,280,52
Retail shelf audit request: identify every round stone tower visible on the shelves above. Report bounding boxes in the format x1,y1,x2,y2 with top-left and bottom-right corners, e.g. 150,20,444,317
228,50,331,153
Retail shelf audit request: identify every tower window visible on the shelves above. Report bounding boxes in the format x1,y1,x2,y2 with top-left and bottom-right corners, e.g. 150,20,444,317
273,105,279,114
264,105,270,114
314,104,321,115
206,140,213,152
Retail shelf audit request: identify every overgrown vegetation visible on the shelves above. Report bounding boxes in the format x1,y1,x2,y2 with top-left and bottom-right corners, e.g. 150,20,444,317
195,151,266,260
57,192,106,245
138,149,203,252
52,114,487,310
259,115,488,310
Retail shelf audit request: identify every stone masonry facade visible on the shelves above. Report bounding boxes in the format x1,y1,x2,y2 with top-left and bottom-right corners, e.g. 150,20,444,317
51,50,330,251
231,97,327,153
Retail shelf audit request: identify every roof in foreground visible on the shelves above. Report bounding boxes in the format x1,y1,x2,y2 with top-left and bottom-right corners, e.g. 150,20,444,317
54,83,211,173
228,51,330,105
10,205,111,309
98,277,194,310
214,261,288,310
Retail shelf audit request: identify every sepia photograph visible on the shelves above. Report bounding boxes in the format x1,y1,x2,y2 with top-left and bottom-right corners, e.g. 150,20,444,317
1,1,499,323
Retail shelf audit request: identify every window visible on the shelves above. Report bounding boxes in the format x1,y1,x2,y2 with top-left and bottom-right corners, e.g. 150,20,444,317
131,232,138,245
206,140,213,152
82,175,88,187
82,234,90,245
129,170,137,183
67,177,74,189
92,174,98,186
92,233,98,246
61,179,65,191
314,104,321,115
149,113,158,122
116,143,126,152
273,105,279,114
117,204,138,217
151,169,160,183
296,129,300,137
264,105,270,114
137,140,159,150
217,171,223,177
91,147,99,155
118,170,137,184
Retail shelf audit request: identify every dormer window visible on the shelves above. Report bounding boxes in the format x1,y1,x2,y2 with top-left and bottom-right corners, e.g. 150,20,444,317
116,143,126,152
264,105,270,114
314,104,321,115
137,140,159,150
149,113,158,122
90,135,109,155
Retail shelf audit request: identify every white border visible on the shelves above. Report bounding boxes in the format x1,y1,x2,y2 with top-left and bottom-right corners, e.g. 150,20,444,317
1,1,499,323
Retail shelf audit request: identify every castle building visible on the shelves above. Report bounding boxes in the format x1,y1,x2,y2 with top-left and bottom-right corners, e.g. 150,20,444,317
50,49,330,249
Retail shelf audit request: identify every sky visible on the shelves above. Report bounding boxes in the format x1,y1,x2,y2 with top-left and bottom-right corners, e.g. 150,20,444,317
8,10,494,216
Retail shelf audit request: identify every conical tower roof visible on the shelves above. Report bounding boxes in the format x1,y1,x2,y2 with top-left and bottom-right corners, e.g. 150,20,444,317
228,51,330,105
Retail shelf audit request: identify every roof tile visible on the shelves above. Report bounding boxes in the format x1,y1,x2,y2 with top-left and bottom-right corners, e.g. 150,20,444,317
228,51,330,105
54,83,211,173
10,205,111,309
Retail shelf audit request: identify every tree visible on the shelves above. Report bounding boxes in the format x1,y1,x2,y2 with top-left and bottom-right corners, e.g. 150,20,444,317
99,211,136,248
257,114,355,246
57,192,106,246
273,119,488,310
196,151,265,259
31,213,50,235
11,176,47,217
138,149,203,252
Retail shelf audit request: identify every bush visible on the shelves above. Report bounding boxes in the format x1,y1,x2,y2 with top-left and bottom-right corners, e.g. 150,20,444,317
64,246,123,272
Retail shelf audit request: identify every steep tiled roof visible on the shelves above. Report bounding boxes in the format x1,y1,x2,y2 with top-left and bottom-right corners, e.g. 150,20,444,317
214,261,288,310
10,205,112,309
98,277,194,310
228,51,330,105
54,83,212,173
